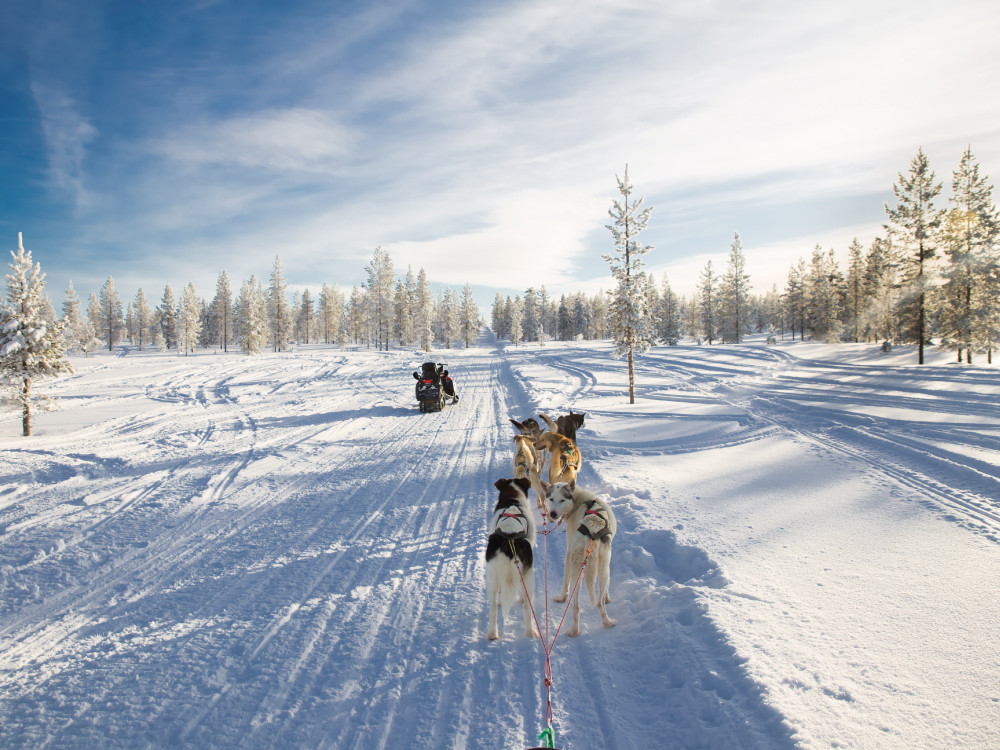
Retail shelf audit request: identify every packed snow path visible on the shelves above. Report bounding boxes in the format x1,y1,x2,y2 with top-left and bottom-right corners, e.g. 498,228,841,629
2,336,998,748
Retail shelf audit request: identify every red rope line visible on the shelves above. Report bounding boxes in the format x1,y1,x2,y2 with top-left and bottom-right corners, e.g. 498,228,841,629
512,523,595,745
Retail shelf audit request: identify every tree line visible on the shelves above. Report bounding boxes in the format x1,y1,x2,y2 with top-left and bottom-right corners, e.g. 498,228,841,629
56,247,481,357
491,148,1000,366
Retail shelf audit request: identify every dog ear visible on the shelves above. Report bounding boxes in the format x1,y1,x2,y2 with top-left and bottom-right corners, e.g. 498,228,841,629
540,478,549,493
513,477,531,494
568,478,576,492
494,478,510,491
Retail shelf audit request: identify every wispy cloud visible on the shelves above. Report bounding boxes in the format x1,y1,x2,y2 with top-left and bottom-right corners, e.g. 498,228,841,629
30,81,97,208
151,108,355,174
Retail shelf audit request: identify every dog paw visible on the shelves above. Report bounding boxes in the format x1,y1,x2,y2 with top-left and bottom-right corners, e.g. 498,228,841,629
553,593,568,603
603,618,617,628
567,626,580,637
525,628,540,639
487,631,499,641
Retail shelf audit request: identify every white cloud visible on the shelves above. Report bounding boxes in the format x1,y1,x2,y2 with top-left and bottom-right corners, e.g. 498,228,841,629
152,108,355,174
30,81,97,207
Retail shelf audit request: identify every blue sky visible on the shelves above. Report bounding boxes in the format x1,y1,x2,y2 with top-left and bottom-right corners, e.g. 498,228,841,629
4,0,1000,309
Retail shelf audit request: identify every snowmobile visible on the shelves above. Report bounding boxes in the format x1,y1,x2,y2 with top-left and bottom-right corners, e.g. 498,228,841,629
413,362,458,412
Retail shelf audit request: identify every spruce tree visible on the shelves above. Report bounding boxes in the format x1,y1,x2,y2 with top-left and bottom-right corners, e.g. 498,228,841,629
938,147,1000,363
268,255,293,352
234,275,269,354
98,276,125,351
719,231,751,343
211,271,232,352
884,148,944,363
698,260,718,345
160,285,178,349
178,282,201,355
1,234,72,436
460,283,479,348
844,238,865,342
415,269,433,352
603,165,655,404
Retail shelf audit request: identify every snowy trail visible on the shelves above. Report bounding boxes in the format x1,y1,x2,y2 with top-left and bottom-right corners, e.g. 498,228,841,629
2,338,998,748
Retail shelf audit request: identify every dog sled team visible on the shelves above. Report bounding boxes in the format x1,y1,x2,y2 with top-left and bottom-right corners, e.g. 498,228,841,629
486,409,618,641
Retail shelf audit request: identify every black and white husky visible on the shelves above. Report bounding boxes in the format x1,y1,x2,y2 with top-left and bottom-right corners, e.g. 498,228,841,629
545,479,617,637
485,477,540,641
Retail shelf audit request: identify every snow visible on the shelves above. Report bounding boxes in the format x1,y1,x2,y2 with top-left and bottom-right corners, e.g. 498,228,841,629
1,334,999,749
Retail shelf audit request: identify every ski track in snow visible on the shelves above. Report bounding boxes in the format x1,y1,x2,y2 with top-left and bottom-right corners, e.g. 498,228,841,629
2,336,998,748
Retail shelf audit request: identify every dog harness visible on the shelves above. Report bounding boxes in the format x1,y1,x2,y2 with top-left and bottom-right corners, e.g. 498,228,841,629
497,509,529,540
560,444,579,472
577,500,611,543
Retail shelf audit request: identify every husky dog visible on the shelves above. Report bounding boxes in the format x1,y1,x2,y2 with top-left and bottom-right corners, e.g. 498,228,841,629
485,478,540,641
513,435,546,511
509,417,543,440
534,428,582,486
545,480,617,637
539,410,586,442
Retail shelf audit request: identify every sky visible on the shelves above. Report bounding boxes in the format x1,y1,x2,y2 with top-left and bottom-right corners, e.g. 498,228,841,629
3,0,1000,309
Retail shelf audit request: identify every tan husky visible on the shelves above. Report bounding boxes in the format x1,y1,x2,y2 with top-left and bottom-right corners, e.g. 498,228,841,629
534,429,582,486
513,435,547,511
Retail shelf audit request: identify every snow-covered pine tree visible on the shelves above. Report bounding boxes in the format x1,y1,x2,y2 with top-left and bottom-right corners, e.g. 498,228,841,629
509,295,524,346
657,274,682,345
805,245,843,343
863,237,899,344
938,147,1000,363
177,282,201,355
299,288,314,345
63,281,81,328
572,293,593,340
125,302,136,345
132,288,151,351
364,247,394,351
98,276,125,351
783,260,807,341
234,275,269,355
884,148,944,364
603,165,655,404
318,283,343,346
402,266,418,347
556,295,571,340
160,285,178,350
392,280,409,347
719,231,751,344
212,271,232,352
844,238,865,342
522,288,539,344
198,300,213,348
62,281,96,355
1,233,72,436
268,255,293,352
415,268,433,352
460,283,479,348
491,293,507,340
698,260,718,345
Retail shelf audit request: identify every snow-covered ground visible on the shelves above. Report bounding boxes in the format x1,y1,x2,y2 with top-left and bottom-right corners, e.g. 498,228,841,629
2,334,998,749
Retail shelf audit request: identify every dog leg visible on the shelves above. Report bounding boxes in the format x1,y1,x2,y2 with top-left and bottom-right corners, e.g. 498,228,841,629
553,544,572,602
486,580,500,640
566,584,583,637
597,549,616,628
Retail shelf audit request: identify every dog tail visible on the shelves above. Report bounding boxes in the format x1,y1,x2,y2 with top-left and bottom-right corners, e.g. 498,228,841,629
538,412,558,432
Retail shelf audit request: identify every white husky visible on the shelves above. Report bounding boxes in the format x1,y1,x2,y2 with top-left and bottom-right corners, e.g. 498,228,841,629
545,479,617,637
485,477,540,641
